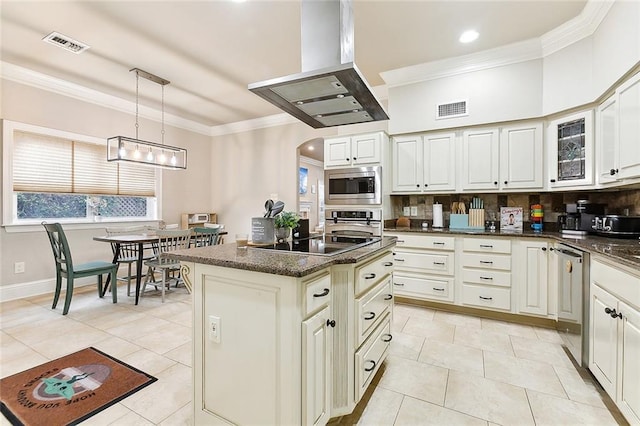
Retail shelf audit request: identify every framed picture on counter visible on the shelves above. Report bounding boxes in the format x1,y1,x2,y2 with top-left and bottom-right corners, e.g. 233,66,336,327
500,207,523,232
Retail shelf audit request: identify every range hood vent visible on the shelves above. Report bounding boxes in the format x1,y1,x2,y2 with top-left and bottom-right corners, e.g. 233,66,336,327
249,0,388,128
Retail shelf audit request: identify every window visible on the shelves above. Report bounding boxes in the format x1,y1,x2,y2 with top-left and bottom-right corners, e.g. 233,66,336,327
3,120,159,227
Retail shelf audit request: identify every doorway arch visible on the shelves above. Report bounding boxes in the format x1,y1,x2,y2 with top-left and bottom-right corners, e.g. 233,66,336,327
296,137,324,233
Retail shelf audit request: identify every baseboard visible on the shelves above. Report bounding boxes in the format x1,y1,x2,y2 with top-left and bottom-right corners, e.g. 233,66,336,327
0,276,97,303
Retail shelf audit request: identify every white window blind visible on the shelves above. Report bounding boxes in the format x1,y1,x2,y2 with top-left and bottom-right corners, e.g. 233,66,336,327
13,131,156,197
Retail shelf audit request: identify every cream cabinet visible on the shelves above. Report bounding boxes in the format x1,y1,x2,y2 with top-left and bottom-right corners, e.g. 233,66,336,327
547,110,594,188
461,237,512,311
589,258,640,425
391,132,456,193
324,132,384,169
514,240,549,317
461,122,543,191
597,72,640,184
302,305,331,426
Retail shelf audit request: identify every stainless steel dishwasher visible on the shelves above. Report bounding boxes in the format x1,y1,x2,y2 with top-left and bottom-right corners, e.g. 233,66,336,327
554,243,589,366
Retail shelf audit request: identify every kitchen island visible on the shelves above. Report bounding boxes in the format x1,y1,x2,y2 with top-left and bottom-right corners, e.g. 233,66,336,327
167,237,396,425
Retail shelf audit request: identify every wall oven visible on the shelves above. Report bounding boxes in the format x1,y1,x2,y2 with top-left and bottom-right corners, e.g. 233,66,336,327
325,208,383,237
324,166,381,205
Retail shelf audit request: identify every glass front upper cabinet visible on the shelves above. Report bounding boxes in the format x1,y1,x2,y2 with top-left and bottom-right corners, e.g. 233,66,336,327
547,110,594,189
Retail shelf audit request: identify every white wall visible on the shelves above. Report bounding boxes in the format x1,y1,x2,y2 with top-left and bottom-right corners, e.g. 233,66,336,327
388,59,544,135
299,155,323,229
0,79,212,292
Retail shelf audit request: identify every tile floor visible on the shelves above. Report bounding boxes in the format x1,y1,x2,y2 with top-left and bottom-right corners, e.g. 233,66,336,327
0,284,628,425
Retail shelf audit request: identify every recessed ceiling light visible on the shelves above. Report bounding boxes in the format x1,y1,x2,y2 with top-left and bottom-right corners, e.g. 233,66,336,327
459,30,479,44
308,146,315,151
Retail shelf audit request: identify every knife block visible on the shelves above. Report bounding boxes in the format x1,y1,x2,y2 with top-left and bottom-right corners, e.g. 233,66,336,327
469,209,485,228
449,214,468,229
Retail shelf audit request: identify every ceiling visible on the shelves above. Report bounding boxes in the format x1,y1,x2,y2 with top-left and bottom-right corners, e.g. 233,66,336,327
1,0,587,131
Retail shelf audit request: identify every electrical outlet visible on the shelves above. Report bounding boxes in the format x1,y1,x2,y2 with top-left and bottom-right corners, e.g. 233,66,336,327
410,206,418,216
14,262,25,274
208,315,221,343
403,207,410,216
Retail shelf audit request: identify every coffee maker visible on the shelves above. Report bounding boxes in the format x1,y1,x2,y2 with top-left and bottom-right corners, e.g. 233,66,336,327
557,200,606,235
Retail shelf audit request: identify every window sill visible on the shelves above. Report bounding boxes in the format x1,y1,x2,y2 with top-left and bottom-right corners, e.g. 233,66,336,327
2,219,162,233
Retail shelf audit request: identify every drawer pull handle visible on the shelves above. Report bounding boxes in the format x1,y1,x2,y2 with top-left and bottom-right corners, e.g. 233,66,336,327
480,245,494,248
394,258,405,262
479,261,493,265
433,287,445,292
394,282,405,286
397,240,405,243
383,262,393,267
480,276,493,281
479,296,493,301
364,360,377,372
384,294,393,300
326,319,336,328
382,334,393,343
364,273,376,280
313,288,330,298
433,242,445,245
364,312,376,321
433,262,445,266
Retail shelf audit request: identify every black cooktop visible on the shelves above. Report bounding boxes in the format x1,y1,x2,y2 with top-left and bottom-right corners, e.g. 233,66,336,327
253,235,380,256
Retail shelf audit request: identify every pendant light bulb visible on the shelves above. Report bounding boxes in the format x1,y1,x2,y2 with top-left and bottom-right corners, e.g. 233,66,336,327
159,150,166,164
118,144,127,158
133,144,141,159
146,147,153,161
171,153,177,165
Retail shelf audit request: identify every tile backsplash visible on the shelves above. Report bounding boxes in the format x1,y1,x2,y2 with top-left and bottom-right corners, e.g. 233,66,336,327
389,188,640,225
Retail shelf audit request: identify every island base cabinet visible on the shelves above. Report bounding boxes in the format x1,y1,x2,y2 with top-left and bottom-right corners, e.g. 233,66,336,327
303,306,331,426
355,314,391,401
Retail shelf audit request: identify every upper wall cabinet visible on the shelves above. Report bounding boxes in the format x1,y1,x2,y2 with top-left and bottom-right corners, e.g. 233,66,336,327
392,132,456,193
460,122,543,191
324,133,384,169
596,72,640,184
547,110,594,189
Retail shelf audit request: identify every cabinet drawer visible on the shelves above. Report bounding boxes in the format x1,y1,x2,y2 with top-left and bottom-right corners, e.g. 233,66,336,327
393,250,454,275
355,251,394,296
462,268,511,287
462,284,511,311
463,238,511,254
355,315,391,401
391,233,455,251
304,272,332,317
591,258,640,307
393,273,454,301
462,253,511,271
356,278,393,346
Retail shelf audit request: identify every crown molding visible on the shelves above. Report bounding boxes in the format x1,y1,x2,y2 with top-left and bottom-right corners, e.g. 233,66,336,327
381,0,613,88
1,61,212,136
209,112,299,136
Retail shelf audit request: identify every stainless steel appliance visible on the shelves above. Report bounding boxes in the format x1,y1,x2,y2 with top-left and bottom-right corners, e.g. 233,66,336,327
325,207,382,236
557,200,605,235
325,166,382,205
554,243,589,366
591,215,640,238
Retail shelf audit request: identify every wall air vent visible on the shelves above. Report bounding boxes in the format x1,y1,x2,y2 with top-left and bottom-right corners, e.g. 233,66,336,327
436,100,468,119
42,32,90,54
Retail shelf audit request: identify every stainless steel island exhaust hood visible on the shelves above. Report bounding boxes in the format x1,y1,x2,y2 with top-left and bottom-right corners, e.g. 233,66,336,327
248,0,389,128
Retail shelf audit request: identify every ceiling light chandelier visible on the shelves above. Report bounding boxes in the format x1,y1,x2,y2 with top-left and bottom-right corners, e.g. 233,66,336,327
107,68,187,169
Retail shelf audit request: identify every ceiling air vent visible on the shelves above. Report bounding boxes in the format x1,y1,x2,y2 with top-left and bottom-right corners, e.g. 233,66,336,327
436,100,468,120
42,32,90,54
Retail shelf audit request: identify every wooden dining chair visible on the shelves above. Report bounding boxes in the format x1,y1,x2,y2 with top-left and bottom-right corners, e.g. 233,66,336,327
192,226,222,247
42,222,118,315
105,225,152,296
142,229,192,302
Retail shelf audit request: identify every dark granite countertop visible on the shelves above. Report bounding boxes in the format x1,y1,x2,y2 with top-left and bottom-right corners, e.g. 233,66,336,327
385,227,640,271
166,236,397,278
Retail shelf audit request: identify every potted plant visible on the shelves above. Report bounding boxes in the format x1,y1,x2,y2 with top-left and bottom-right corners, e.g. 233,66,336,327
274,211,300,241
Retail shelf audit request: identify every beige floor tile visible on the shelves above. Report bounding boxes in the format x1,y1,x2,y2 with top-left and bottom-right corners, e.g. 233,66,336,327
395,395,487,426
481,318,538,339
483,351,567,397
92,336,144,360
0,300,59,329
70,306,147,331
527,389,619,426
393,303,436,320
159,402,192,426
533,326,565,344
554,365,610,409
164,342,192,367
402,316,455,343
107,410,155,425
444,370,535,425
418,340,484,376
434,310,482,329
105,315,174,342
510,335,575,369
119,348,177,376
27,324,112,359
355,386,403,426
391,313,409,333
134,324,191,354
82,403,131,425
0,332,49,378
453,326,514,355
378,355,448,405
121,363,191,424
388,331,424,361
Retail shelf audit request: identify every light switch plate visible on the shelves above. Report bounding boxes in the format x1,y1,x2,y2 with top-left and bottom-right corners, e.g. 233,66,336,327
403,207,410,216
410,206,418,216
208,315,221,343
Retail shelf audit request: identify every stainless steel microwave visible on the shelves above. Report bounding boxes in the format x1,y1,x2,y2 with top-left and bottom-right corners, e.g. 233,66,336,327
324,166,382,205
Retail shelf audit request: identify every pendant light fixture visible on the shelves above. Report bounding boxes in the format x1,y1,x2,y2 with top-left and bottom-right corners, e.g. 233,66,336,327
107,68,187,169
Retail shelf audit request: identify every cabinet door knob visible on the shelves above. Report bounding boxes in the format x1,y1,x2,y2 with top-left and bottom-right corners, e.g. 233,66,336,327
605,307,622,319
541,247,547,251
326,319,336,328
353,157,357,161
416,184,420,188
504,181,508,185
610,168,619,175
346,158,350,161
424,184,428,187
550,179,556,183
494,181,498,185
